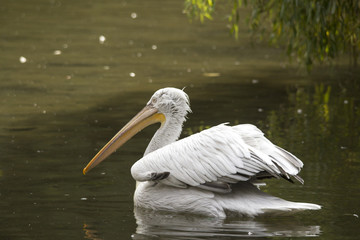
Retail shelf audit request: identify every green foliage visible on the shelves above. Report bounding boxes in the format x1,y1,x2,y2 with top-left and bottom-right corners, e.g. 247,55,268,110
184,0,360,69
184,0,215,22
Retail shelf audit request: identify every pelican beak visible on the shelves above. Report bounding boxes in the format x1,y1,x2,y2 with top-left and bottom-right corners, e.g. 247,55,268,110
83,105,165,175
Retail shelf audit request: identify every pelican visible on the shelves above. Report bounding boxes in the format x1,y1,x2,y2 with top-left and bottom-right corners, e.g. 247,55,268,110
83,87,321,218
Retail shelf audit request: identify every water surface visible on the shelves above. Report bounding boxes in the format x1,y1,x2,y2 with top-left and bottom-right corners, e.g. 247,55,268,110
1,0,359,239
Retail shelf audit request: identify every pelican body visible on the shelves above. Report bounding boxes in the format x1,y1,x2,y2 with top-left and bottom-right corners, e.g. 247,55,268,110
83,87,320,218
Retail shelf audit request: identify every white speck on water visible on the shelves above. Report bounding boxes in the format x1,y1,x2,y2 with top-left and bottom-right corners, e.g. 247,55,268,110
344,100,349,104
19,56,27,63
148,78,153,83
297,109,303,114
64,193,70,197
81,197,87,201
101,172,106,175
129,72,136,77
187,68,191,73
63,44,68,49
151,45,157,50
353,214,359,218
103,65,110,70
137,52,142,57
99,35,106,44
248,232,253,235
234,61,240,65
53,50,62,55
131,12,137,19
251,79,259,84
42,110,47,114
258,108,263,112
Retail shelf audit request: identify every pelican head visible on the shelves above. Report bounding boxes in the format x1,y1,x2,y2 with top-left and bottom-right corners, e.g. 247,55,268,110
83,87,191,174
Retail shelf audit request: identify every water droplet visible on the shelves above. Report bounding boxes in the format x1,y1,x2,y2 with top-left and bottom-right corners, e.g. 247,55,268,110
129,72,136,77
53,50,62,55
81,197,87,201
251,79,259,84
19,56,27,63
151,45,157,50
297,109,303,114
131,12,137,19
258,108,263,112
344,100,349,104
99,35,106,44
103,65,110,70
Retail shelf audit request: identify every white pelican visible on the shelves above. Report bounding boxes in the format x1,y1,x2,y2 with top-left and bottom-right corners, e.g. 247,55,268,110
83,87,321,218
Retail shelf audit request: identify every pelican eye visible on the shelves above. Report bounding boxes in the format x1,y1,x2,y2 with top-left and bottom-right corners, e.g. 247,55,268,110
151,97,157,104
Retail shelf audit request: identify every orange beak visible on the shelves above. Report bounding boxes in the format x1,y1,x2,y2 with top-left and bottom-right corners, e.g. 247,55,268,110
83,105,165,174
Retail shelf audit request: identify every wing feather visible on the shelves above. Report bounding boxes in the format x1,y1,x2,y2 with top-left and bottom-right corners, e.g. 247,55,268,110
131,123,304,192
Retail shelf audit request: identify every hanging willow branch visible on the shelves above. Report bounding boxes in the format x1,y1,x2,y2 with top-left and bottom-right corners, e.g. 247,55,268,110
184,0,360,70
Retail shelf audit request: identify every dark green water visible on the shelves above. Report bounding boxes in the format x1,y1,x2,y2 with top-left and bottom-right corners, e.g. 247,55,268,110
1,0,359,239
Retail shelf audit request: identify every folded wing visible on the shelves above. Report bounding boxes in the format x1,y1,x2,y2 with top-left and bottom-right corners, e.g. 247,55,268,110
131,123,304,193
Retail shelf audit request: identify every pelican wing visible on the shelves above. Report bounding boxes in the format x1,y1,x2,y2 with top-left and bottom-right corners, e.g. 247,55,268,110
131,124,304,193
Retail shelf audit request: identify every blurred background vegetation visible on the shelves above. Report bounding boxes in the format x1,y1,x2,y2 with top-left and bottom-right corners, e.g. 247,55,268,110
184,0,360,71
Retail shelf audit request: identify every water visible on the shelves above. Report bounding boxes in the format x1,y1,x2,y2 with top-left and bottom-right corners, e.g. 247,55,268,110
1,0,359,239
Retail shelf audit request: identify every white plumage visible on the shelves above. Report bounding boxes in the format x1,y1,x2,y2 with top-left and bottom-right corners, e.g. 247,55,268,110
83,87,321,217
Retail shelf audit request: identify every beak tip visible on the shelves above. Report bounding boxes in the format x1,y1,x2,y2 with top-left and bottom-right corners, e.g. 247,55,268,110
83,168,87,175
